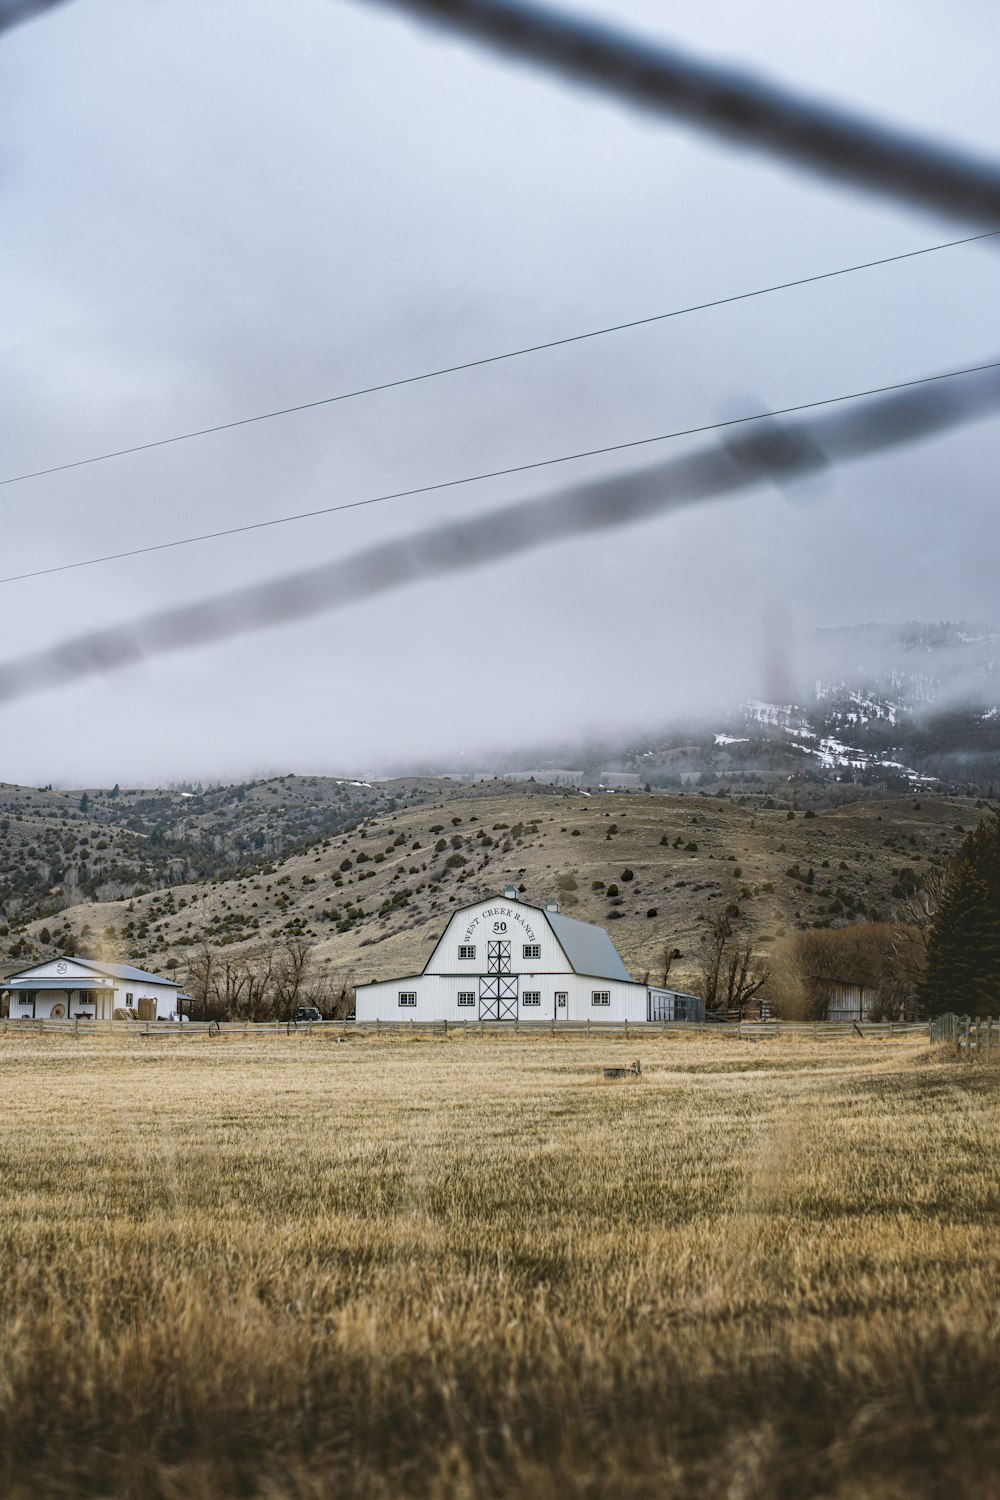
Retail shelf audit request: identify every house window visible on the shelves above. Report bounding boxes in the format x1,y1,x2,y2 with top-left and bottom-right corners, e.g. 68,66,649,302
555,992,567,1009
592,991,611,1007
458,945,476,960
522,991,541,1006
457,992,476,1007
125,992,134,1005
398,992,417,1008
523,944,541,960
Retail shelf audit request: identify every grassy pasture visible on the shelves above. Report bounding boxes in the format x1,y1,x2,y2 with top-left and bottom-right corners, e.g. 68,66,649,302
0,1030,998,1498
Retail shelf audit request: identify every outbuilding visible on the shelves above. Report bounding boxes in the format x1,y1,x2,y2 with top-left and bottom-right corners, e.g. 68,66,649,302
2,956,183,1021
356,888,704,1024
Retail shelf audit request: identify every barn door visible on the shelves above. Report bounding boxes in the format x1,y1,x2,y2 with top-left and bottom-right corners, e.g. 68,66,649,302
480,974,518,1020
481,940,516,1019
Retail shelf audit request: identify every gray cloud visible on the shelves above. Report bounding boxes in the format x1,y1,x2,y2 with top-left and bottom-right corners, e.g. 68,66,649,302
1,0,998,784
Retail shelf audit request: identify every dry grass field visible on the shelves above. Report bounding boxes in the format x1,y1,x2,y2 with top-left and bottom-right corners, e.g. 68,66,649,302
1,1028,999,1498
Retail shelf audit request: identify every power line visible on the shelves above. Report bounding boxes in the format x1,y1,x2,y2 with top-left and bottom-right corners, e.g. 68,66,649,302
3,228,997,491
3,355,999,587
1,357,997,706
363,0,1000,227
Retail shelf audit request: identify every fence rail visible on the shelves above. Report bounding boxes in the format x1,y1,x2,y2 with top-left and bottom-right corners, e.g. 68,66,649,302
930,1013,998,1056
0,1015,932,1040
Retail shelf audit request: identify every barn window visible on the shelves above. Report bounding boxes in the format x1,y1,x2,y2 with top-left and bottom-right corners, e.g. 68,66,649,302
591,991,611,1006
457,991,476,1007
458,945,476,960
398,992,417,1008
523,944,541,960
555,992,567,1009
522,991,541,1006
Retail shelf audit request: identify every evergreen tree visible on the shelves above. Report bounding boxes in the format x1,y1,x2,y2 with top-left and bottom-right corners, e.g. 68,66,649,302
79,791,89,814
919,813,1000,1016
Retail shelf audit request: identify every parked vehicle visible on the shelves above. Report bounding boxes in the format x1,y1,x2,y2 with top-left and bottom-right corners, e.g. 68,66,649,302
294,1006,323,1023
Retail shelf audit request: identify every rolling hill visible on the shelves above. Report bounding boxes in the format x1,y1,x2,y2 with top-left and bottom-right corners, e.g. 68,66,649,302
4,778,990,1002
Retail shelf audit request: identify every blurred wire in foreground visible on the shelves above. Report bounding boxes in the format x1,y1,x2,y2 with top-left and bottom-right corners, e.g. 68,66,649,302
0,0,73,33
362,0,1000,228
0,364,997,706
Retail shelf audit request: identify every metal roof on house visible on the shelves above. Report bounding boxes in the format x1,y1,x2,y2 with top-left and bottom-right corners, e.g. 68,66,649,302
75,958,179,985
4,957,178,986
544,909,633,982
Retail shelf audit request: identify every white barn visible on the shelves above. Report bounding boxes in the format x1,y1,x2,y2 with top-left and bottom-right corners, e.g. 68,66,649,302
2,957,183,1021
356,888,704,1024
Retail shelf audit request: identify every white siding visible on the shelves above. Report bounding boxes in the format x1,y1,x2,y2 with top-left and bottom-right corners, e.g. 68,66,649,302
355,973,648,1023
5,965,180,1021
427,899,571,976
13,958,96,982
356,896,655,1023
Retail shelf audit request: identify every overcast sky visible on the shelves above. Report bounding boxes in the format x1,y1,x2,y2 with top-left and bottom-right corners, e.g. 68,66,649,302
2,0,998,785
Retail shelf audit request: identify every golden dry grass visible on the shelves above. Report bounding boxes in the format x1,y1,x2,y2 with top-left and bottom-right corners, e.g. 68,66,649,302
1,1029,999,1498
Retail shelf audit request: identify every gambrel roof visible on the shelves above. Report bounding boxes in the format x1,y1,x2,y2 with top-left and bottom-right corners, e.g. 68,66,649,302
427,896,634,984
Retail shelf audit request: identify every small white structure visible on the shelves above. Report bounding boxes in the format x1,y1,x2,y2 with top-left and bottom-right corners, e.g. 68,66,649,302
356,888,704,1024
823,979,877,1023
2,957,183,1021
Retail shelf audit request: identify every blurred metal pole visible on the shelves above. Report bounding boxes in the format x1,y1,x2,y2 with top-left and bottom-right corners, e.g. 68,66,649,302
0,0,76,34
0,358,997,706
362,0,1000,227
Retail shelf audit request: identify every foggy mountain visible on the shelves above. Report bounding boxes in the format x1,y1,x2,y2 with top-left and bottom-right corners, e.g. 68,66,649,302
430,622,1000,794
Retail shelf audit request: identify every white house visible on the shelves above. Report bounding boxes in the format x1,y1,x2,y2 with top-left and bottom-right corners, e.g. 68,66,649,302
356,888,704,1024
2,957,184,1021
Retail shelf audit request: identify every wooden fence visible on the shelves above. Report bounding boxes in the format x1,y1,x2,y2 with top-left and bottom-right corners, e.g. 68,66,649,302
0,1015,931,1040
930,1013,998,1057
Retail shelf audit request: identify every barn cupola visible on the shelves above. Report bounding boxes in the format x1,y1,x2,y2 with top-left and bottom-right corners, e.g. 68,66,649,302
546,900,559,913
503,885,517,899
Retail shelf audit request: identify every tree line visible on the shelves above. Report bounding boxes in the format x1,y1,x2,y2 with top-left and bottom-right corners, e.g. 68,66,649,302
716,810,1000,1020
183,938,354,1022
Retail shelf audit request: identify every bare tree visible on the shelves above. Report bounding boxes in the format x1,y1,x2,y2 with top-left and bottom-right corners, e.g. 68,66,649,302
699,913,770,1019
273,938,313,1019
325,968,356,1019
185,942,217,1021
660,943,681,986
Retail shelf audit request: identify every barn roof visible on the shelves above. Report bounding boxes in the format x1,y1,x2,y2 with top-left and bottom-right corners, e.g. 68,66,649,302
544,909,633,982
425,895,635,984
